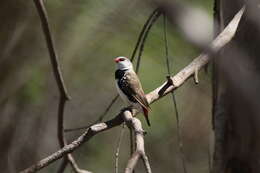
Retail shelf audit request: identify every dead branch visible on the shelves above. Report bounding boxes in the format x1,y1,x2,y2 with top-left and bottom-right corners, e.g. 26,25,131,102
33,0,89,173
20,6,244,173
124,111,152,173
67,155,92,173
20,114,124,173
33,0,69,98
147,6,245,104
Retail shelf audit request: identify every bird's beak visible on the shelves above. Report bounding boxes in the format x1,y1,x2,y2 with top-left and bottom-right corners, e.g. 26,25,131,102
114,58,120,63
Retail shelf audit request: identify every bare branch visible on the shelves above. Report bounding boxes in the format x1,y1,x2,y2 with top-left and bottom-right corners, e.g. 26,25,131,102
33,0,69,99
124,112,152,173
130,8,160,61
33,0,69,171
56,97,69,173
20,6,244,173
20,114,124,173
135,9,161,73
67,155,92,173
147,6,245,104
33,1,89,173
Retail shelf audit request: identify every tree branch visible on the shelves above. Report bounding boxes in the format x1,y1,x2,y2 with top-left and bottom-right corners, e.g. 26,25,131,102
147,6,245,104
20,6,244,173
20,114,124,173
33,1,89,173
33,0,69,99
67,155,92,173
124,111,152,173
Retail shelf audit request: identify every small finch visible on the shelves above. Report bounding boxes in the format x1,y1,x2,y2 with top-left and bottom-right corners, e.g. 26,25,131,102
114,56,151,126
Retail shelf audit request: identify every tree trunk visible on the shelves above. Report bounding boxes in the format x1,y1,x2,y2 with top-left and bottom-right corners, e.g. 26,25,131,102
213,0,260,172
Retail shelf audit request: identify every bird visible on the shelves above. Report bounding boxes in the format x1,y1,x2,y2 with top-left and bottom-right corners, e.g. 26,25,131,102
114,56,151,126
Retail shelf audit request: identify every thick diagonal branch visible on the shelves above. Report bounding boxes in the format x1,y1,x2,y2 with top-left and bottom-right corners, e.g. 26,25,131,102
147,6,244,104
20,6,244,173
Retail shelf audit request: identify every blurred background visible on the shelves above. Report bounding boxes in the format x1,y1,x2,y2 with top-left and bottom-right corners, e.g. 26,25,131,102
0,0,213,172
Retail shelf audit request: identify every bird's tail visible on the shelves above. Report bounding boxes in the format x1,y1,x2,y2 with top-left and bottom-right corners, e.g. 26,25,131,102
142,107,151,126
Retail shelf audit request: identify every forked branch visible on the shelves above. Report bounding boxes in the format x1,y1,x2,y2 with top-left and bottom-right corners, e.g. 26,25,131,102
124,111,152,173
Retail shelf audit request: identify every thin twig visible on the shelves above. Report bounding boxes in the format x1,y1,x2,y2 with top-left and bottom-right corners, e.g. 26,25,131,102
136,10,162,73
163,14,188,173
67,155,92,173
20,7,244,173
130,8,160,61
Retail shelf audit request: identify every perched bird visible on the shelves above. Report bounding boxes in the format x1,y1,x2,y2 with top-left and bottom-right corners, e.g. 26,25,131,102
114,56,151,126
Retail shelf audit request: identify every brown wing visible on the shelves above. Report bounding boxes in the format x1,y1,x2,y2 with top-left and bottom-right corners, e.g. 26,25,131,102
124,71,150,110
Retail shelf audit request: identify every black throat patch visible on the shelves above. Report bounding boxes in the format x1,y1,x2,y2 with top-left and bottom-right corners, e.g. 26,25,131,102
115,69,126,79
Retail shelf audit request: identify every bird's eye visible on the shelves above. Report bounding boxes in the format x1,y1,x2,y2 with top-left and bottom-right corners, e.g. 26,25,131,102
119,58,125,61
